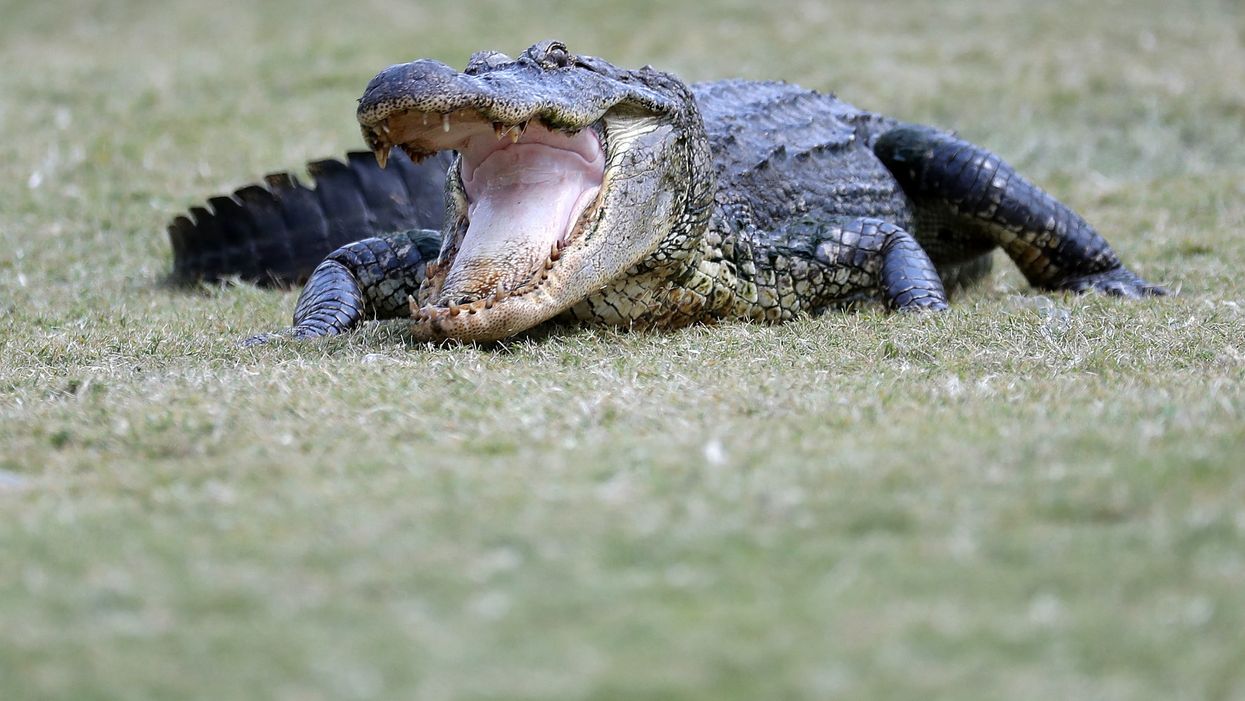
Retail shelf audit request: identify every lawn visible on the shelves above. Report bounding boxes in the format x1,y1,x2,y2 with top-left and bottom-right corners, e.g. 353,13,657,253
2,0,1244,699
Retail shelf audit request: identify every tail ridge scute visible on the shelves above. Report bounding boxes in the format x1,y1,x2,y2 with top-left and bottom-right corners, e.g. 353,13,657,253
345,151,419,233
263,171,333,284
306,158,372,256
166,150,451,287
206,195,264,281
391,152,448,226
234,184,298,284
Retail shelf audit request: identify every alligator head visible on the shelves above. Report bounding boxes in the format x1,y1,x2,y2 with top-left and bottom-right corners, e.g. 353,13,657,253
358,40,712,341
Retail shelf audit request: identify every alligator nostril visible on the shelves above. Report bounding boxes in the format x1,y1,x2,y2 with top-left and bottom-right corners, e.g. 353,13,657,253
466,50,512,74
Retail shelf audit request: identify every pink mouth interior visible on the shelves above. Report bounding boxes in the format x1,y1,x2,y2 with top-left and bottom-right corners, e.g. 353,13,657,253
391,118,604,302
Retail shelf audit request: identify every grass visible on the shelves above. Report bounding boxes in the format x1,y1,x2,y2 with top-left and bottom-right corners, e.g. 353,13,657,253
2,0,1244,698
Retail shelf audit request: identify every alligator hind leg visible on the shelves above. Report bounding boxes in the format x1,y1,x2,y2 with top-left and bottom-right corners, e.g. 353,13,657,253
873,125,1166,296
241,229,440,346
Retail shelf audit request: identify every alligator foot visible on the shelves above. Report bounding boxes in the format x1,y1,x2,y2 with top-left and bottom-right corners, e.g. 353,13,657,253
1052,266,1168,298
238,325,345,348
239,332,284,348
877,223,951,311
238,230,438,347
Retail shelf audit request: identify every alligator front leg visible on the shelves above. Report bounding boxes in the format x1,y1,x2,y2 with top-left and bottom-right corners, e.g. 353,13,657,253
756,216,949,315
873,125,1167,296
817,217,949,311
241,229,440,346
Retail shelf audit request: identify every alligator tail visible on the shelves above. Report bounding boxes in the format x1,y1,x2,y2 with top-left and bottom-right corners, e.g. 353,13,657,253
166,150,452,286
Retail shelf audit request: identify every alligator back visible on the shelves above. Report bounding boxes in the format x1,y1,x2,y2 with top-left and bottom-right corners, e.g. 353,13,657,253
167,150,452,286
692,80,914,233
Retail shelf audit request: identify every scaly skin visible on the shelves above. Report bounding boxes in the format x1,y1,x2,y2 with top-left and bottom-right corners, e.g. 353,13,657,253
169,41,1166,344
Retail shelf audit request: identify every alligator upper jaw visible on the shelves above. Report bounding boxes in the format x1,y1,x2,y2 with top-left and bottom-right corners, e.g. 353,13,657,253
355,54,677,156
365,105,601,170
357,57,618,164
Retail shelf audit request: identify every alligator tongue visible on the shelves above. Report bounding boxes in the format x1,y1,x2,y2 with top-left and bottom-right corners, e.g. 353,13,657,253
440,143,601,301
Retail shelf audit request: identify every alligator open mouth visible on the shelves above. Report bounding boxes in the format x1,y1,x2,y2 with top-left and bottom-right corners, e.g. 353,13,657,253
369,110,605,317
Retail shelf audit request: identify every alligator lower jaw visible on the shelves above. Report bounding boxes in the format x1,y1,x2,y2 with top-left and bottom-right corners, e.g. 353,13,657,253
368,108,609,340
406,283,564,342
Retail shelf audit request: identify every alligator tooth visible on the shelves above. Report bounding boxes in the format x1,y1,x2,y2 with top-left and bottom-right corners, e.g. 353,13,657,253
509,121,529,143
493,122,506,140
421,112,429,126
373,146,390,169
408,295,420,317
549,242,561,261
448,301,461,317
398,144,422,162
442,114,451,133
410,297,435,321
493,283,509,302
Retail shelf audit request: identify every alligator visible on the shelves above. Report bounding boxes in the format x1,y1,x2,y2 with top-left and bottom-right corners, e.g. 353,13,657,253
167,40,1166,344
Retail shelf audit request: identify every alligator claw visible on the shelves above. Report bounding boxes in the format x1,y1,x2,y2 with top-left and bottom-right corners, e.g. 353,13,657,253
1055,267,1169,298
239,331,287,348
239,323,346,348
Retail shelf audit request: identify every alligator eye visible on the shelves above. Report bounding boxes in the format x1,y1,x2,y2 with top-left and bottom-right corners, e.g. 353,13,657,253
521,40,574,69
541,41,571,69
